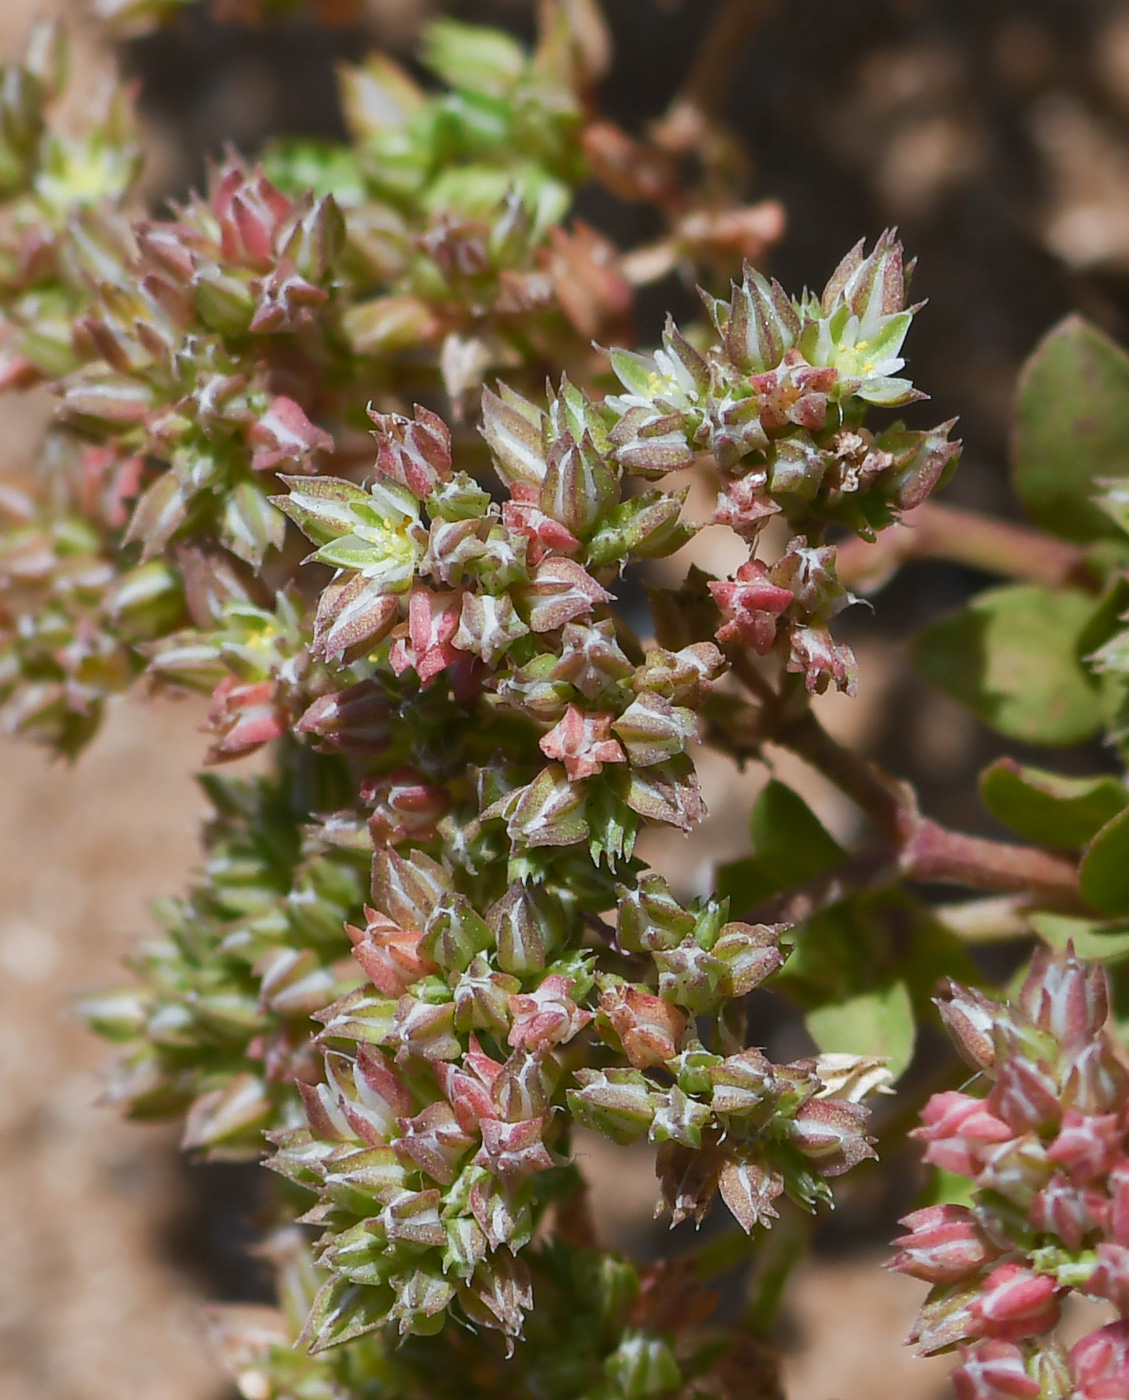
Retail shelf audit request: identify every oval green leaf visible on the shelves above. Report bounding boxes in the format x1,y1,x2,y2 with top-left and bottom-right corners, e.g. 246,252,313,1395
1080,806,1129,915
1013,315,1129,542
979,758,1128,850
912,584,1104,746
805,979,915,1080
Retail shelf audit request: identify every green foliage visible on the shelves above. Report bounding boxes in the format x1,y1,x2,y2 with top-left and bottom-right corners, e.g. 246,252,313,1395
912,583,1104,746
1013,314,1129,543
806,981,915,1079
979,758,1128,849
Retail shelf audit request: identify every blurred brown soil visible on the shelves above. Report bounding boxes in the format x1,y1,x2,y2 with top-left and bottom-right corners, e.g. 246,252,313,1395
0,697,229,1400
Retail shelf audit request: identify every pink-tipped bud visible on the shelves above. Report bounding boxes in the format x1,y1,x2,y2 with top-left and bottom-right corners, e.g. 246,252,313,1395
539,703,625,780
1087,1242,1129,1313
1046,1111,1123,1184
1018,944,1109,1048
987,1055,1061,1134
365,766,449,847
952,1341,1039,1400
708,560,792,652
911,1092,1013,1178
970,1263,1060,1343
887,1204,1001,1285
599,985,686,1069
296,680,390,753
508,975,592,1050
204,677,287,762
1029,1172,1106,1251
474,1116,556,1191
1062,1039,1129,1116
371,404,452,499
935,981,1000,1076
1071,1319,1129,1399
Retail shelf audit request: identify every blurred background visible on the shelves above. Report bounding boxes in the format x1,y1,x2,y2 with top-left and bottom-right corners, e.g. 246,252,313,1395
5,1,1129,1396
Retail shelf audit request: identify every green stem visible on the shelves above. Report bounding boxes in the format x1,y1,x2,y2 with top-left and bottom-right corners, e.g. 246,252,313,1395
744,1204,815,1338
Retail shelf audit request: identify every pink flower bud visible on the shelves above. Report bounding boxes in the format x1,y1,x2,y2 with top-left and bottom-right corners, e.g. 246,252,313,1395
433,1058,498,1136
911,1092,1013,1178
551,618,634,697
987,1055,1062,1134
538,703,625,780
786,623,858,696
501,499,581,566
1071,1319,1129,1399
970,1263,1060,1343
976,1134,1052,1209
371,404,452,499
1046,1110,1123,1184
520,555,612,633
365,766,449,847
396,587,462,685
347,910,435,997
1018,944,1109,1048
213,162,291,268
311,574,400,664
599,985,686,1068
1088,1242,1129,1312
390,995,461,1066
718,1150,784,1233
474,1115,556,1190
887,1204,1001,1285
789,1098,876,1176
1062,1039,1129,1116
508,974,592,1050
393,1101,475,1185
204,676,287,762
952,1341,1039,1400
296,680,390,753
249,395,334,473
1029,1172,1106,1251
708,560,792,652
935,981,999,1075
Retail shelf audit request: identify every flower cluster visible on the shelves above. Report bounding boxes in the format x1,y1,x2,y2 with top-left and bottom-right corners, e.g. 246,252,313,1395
204,1223,783,1400
82,757,370,1155
0,4,996,1388
0,9,788,760
891,945,1129,1399
602,233,960,694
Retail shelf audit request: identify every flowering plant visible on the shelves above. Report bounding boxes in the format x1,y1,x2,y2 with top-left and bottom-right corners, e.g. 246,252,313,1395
10,5,1129,1399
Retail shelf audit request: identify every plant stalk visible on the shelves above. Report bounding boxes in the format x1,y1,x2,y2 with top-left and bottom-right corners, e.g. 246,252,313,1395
836,501,1101,596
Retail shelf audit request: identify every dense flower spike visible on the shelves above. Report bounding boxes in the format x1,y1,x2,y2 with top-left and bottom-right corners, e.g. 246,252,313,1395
0,6,1027,1396
895,947,1129,1398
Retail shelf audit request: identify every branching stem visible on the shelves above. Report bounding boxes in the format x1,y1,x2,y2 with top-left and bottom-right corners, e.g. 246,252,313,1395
726,655,1085,920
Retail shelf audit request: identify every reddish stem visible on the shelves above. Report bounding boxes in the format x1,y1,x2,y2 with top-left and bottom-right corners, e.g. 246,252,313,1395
903,819,1080,904
836,501,1101,596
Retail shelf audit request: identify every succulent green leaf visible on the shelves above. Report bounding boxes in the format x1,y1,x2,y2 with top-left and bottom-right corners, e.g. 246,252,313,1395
1013,315,1129,542
1030,911,1129,962
421,21,527,98
912,585,1104,746
979,758,1128,850
1080,807,1129,915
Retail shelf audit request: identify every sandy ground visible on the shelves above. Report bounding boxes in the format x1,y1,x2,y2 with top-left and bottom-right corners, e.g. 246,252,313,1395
0,698,231,1400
